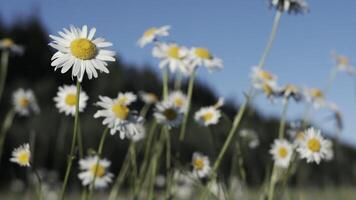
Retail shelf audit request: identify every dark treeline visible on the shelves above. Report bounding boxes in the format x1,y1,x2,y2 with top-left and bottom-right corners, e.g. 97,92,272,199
0,17,355,190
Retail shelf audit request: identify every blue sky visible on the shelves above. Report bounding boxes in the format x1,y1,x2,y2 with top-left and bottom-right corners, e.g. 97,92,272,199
1,0,356,145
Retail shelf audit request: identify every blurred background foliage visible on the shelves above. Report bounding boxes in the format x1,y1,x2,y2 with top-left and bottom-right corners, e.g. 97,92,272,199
0,16,356,192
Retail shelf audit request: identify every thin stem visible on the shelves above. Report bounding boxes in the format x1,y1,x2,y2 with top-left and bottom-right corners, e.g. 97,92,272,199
174,72,183,91
278,100,289,139
0,108,15,165
179,70,196,141
267,165,277,200
162,68,169,100
58,81,81,200
0,50,9,102
258,10,283,68
77,121,84,159
140,104,151,118
324,67,338,95
33,168,43,200
164,128,172,199
130,143,139,199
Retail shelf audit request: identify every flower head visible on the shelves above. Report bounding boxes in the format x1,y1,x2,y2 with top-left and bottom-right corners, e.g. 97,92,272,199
94,93,144,139
139,91,159,104
331,52,355,75
304,88,325,108
251,67,279,99
12,88,40,116
192,152,211,179
194,98,224,127
54,85,88,116
78,156,113,188
137,25,170,47
297,128,333,164
154,100,183,128
168,91,188,112
239,129,260,149
0,38,24,55
278,84,302,102
49,25,115,82
183,47,223,73
10,143,31,167
270,0,308,14
152,43,189,74
269,139,293,168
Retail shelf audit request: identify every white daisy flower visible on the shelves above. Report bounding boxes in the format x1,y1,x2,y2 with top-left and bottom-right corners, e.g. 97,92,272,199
172,170,194,199
155,174,166,188
251,66,277,85
116,92,137,106
154,100,183,128
297,128,333,164
93,94,144,139
78,156,113,188
270,0,308,14
139,91,159,104
152,43,189,74
53,85,88,116
192,152,211,179
0,38,24,55
12,88,40,116
168,91,188,112
10,143,31,167
49,25,115,82
304,88,326,108
184,47,223,73
239,129,260,149
269,139,293,168
137,25,170,47
128,123,146,142
194,99,224,127
278,84,302,102
331,52,355,75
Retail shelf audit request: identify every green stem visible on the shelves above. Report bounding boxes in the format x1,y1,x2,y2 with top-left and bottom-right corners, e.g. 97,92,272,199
0,108,15,165
140,104,151,118
130,143,138,199
87,127,109,200
258,10,283,68
179,70,196,141
77,121,84,159
174,72,183,91
33,168,43,200
267,165,277,200
0,50,9,102
164,128,172,199
278,100,289,139
58,80,81,200
162,68,169,100
324,67,338,95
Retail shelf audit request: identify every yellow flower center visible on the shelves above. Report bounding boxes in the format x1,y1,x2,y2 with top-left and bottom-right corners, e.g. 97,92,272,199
193,158,205,170
296,131,305,140
337,56,349,66
2,38,14,47
195,48,211,59
143,27,157,38
17,152,30,165
262,83,273,96
90,163,105,178
310,89,324,99
163,108,177,121
278,147,288,158
167,46,180,59
258,70,274,81
112,103,129,120
65,94,77,106
70,38,96,60
174,98,184,107
19,98,30,108
307,138,321,152
202,112,214,122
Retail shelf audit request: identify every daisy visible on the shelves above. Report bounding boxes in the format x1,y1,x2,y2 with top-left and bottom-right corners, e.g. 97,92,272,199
128,123,146,142
0,38,24,55
331,52,355,75
194,98,224,126
93,94,144,139
172,170,194,199
270,0,308,14
12,88,40,116
304,88,325,108
152,43,189,74
53,85,88,116
137,25,170,47
168,91,188,112
10,143,31,167
139,91,159,104
297,128,333,164
154,100,183,128
269,139,293,168
251,67,278,93
192,152,211,179
78,156,113,188
184,47,223,73
49,25,115,82
278,84,302,102
239,129,260,149
116,92,137,106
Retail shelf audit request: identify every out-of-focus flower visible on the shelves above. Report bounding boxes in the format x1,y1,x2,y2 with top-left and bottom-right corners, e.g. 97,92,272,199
128,123,146,142
139,91,159,104
194,98,224,127
94,94,144,139
192,152,211,179
12,88,40,116
137,25,170,47
78,156,113,188
270,0,308,14
0,38,24,55
325,102,343,131
54,85,88,116
297,127,333,164
269,139,293,168
10,143,30,167
155,174,166,188
183,47,223,73
49,25,115,82
304,88,326,108
154,100,183,128
251,67,279,99
331,52,355,75
152,43,189,74
172,171,194,199
168,91,188,112
239,129,260,149
278,84,302,102
116,92,137,106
